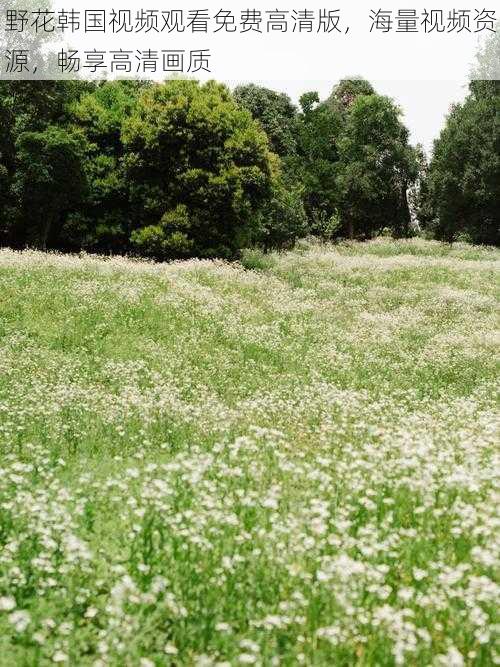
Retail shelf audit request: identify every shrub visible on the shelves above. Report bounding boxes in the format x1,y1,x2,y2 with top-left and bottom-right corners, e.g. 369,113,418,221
130,205,194,259
309,210,342,240
254,177,309,250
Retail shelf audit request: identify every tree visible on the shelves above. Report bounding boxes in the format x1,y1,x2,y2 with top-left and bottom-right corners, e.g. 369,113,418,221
290,81,417,241
327,78,375,115
422,94,499,244
12,126,87,249
233,84,298,158
122,79,275,259
470,24,500,88
233,85,312,248
335,94,418,239
291,92,342,228
0,92,14,240
421,30,499,245
63,81,145,252
0,80,89,247
252,168,308,251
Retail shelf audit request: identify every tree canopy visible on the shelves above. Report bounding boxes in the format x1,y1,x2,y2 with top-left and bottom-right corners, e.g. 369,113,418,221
0,69,496,258
420,30,499,245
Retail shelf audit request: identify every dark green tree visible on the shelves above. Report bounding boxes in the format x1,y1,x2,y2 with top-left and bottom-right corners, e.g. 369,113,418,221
292,92,342,229
13,126,87,248
233,84,298,158
292,82,417,240
422,93,499,244
335,94,418,239
0,80,89,246
421,30,499,245
233,85,310,248
63,81,145,252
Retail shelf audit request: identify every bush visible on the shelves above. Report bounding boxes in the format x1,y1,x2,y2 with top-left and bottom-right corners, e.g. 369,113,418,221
309,210,342,240
130,205,194,259
253,177,309,250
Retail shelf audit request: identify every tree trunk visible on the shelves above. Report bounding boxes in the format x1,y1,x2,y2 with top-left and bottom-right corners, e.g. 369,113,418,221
347,218,354,240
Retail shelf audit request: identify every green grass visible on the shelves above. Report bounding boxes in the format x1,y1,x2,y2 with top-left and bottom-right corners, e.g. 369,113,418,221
0,238,498,666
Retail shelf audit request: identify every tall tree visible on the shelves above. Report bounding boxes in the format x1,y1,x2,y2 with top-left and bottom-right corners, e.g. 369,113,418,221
335,94,418,239
292,92,342,232
64,81,145,252
422,93,499,244
13,126,87,248
233,85,309,248
327,78,375,115
421,30,499,244
0,80,89,247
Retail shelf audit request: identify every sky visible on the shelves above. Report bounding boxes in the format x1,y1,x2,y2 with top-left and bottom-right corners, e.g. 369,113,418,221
373,80,468,152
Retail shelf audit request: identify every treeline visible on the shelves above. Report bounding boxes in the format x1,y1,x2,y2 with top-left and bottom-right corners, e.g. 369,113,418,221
0,73,498,259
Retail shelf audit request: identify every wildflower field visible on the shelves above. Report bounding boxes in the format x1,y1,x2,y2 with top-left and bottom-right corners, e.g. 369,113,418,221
0,239,498,666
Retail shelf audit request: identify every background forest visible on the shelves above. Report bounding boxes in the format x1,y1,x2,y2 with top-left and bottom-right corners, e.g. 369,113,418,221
0,34,498,259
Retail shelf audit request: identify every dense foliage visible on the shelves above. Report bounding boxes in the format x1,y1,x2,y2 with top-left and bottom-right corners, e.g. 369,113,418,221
0,65,498,257
235,81,419,242
419,80,499,244
419,30,499,245
1,80,277,259
233,84,298,159
123,80,275,259
0,80,86,246
335,94,418,239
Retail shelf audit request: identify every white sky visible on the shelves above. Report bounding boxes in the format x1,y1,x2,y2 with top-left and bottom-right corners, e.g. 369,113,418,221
375,80,469,153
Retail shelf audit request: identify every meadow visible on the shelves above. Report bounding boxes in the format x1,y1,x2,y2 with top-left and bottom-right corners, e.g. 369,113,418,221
0,238,498,666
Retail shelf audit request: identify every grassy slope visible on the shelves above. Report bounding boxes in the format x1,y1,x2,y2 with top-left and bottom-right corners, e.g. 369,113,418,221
0,239,498,666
